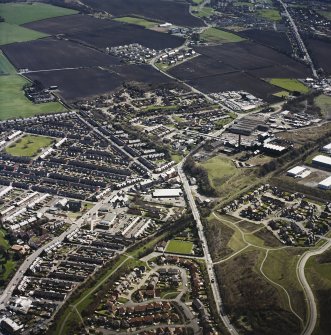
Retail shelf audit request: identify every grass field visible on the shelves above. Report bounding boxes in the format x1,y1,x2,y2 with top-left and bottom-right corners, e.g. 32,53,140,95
113,16,159,28
201,155,260,201
192,6,215,18
318,10,331,20
0,75,65,120
6,135,54,157
273,90,290,98
269,78,309,93
200,27,245,43
257,9,282,21
0,51,16,75
166,239,194,255
0,2,77,25
314,94,331,119
0,22,47,45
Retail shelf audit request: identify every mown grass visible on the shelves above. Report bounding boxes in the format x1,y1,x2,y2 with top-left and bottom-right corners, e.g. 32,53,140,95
0,2,77,25
192,6,215,18
257,9,282,21
200,27,245,43
0,22,47,45
269,78,309,93
166,239,193,255
0,75,65,120
6,135,54,157
314,94,331,119
0,51,16,75
113,16,159,28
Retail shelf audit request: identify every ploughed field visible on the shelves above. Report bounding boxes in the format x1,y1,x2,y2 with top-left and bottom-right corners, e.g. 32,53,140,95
304,38,331,75
24,14,184,50
80,0,204,27
238,29,293,55
26,65,176,101
1,37,121,71
169,41,311,102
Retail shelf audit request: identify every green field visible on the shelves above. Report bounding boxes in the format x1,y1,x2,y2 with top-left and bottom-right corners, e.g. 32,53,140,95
269,78,309,93
314,94,331,119
318,10,331,20
0,2,77,25
192,0,204,4
0,75,65,120
0,51,16,75
200,27,245,43
257,9,282,21
6,135,54,157
113,16,159,28
0,22,47,45
166,239,194,255
273,90,290,98
192,6,215,18
201,155,259,200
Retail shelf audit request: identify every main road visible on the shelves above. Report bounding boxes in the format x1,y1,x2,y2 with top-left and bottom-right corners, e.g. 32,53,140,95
177,159,238,335
297,240,331,335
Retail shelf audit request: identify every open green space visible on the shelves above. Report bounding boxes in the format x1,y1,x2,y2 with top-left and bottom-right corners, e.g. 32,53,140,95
192,5,215,18
0,75,65,120
200,27,245,43
113,16,159,28
257,9,282,21
273,90,290,98
6,135,54,157
318,10,331,20
269,78,309,93
192,0,204,4
201,155,260,201
314,94,331,119
0,22,47,45
0,51,16,75
166,239,194,255
0,2,77,25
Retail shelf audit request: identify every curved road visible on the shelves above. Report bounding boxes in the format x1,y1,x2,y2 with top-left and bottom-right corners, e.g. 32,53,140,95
297,240,331,335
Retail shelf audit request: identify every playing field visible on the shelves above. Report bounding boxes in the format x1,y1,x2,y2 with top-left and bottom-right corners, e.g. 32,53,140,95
269,78,309,93
113,16,159,28
200,28,245,43
0,75,65,120
0,2,77,25
166,239,194,255
0,22,47,45
191,6,215,18
0,51,16,75
5,135,54,157
257,9,282,21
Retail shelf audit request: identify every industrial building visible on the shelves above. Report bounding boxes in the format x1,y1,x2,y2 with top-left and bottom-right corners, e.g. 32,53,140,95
318,176,331,190
312,155,331,171
287,166,311,178
152,188,183,198
321,143,331,155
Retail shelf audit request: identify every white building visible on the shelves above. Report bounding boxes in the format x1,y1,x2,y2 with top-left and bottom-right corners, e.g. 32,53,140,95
318,176,331,190
287,166,311,178
152,188,182,198
321,143,331,155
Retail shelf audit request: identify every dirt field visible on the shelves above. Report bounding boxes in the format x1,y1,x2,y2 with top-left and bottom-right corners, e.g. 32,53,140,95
27,64,175,101
1,37,120,71
238,29,292,55
25,14,184,50
80,0,204,27
305,38,331,75
169,41,310,102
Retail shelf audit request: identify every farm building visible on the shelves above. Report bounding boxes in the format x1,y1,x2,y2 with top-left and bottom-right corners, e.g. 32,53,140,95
312,155,331,171
287,166,311,178
321,143,331,155
152,189,182,198
263,143,287,155
318,176,331,190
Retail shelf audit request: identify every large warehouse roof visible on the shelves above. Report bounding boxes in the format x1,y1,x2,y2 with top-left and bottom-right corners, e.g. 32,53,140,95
312,155,331,166
318,176,331,189
152,188,182,198
287,166,306,177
